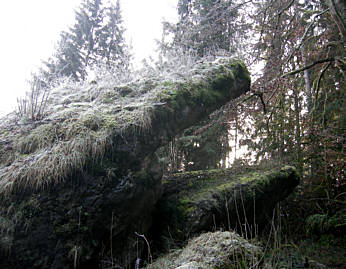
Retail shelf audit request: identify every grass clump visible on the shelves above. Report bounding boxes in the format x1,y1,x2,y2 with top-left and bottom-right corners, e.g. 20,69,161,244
146,231,263,269
16,123,57,154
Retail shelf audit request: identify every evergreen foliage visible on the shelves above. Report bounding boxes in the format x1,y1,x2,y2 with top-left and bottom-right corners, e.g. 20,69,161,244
98,0,130,70
44,0,130,82
161,0,248,57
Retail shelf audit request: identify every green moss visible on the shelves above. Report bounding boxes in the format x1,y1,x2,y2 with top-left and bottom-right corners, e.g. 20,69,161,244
306,212,346,235
158,67,237,110
173,169,261,204
177,197,194,216
133,170,155,188
161,168,267,230
100,116,114,130
101,90,117,104
119,85,134,97
237,172,262,183
163,80,175,88
235,61,251,82
147,231,263,269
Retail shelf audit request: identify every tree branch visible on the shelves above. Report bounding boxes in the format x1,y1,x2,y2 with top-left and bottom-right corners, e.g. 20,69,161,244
285,9,329,65
281,58,336,77
253,92,267,114
278,0,295,16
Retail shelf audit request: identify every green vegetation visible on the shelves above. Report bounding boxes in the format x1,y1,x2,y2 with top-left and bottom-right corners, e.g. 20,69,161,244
306,212,346,235
151,165,299,257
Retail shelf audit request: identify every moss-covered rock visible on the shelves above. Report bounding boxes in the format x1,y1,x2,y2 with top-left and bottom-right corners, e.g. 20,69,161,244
0,58,250,268
151,166,300,250
0,58,249,194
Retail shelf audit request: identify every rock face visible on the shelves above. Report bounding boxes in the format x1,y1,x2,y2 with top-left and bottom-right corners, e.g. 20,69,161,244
150,165,300,250
0,58,250,268
145,231,263,269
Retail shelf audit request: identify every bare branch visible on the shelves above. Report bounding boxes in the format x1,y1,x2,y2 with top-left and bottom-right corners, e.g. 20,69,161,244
281,58,336,77
135,232,153,268
285,9,329,65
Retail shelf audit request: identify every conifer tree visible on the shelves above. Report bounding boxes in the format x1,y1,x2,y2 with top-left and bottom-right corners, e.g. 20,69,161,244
163,0,242,57
73,0,104,69
44,0,130,81
47,31,86,80
98,0,130,70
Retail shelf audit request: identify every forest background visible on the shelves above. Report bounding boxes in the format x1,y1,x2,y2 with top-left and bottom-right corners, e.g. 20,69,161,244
4,0,345,266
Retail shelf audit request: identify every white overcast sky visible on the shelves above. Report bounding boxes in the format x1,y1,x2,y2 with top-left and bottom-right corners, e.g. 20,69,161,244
0,0,178,117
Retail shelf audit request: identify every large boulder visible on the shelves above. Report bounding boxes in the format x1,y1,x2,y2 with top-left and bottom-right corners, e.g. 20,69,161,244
150,165,300,250
0,58,250,268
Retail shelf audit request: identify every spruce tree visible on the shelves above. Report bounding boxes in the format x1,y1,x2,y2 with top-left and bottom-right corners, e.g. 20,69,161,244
50,31,86,80
98,0,130,70
43,0,130,82
74,0,104,69
164,0,241,57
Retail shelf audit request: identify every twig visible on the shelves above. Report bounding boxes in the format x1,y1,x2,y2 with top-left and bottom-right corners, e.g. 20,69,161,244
225,192,231,231
234,189,243,236
135,232,153,268
110,212,114,268
313,62,332,109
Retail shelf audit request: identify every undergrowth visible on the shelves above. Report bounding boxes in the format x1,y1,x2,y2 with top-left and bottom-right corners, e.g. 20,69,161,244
138,179,345,269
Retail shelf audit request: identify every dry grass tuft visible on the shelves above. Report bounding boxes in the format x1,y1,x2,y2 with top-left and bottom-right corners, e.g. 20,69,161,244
146,231,263,269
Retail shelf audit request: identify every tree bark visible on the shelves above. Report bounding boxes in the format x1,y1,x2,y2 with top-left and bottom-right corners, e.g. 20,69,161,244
301,44,313,112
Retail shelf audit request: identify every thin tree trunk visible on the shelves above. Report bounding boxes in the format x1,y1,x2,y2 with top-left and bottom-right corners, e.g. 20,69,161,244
235,109,238,160
301,44,316,181
301,44,312,112
293,89,303,176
